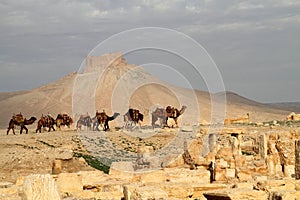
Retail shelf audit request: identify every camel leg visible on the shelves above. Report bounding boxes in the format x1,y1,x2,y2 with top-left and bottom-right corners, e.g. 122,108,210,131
7,127,14,135
151,115,157,127
21,125,28,134
104,121,109,131
174,118,178,128
36,126,40,133
164,117,169,128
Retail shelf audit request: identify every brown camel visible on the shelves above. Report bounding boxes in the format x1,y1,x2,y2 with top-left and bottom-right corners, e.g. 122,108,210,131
124,108,144,129
165,105,187,127
7,113,37,134
36,114,56,133
56,113,73,130
95,111,120,131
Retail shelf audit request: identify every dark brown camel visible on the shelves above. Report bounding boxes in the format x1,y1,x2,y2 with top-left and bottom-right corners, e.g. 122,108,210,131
76,114,92,131
36,114,56,133
56,113,73,130
7,114,37,134
96,111,120,131
124,108,144,129
165,105,187,127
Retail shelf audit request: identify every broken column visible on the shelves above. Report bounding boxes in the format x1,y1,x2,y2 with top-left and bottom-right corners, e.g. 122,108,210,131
259,133,267,162
295,140,300,180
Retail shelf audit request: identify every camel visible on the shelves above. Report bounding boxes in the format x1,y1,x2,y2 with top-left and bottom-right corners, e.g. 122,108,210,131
36,114,56,133
95,111,120,131
124,108,144,129
76,114,92,131
152,105,187,128
224,113,250,125
91,115,100,131
56,113,73,130
151,107,166,128
7,113,37,134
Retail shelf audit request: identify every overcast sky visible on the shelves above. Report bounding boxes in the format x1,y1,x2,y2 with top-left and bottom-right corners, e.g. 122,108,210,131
0,0,299,103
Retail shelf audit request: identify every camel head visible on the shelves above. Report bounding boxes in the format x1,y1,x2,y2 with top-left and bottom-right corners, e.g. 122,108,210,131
24,117,37,125
180,105,187,114
113,112,120,119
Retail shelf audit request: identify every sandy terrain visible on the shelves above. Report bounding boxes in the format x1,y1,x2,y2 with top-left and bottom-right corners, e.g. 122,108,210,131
0,124,179,183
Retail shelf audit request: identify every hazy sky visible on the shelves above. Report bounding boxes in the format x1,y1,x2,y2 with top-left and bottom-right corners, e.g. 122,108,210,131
0,0,299,103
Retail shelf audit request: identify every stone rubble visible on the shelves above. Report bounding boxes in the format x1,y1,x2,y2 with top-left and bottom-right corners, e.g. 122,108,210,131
1,126,300,199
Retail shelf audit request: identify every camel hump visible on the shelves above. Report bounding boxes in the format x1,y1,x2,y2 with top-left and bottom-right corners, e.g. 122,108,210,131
13,113,24,122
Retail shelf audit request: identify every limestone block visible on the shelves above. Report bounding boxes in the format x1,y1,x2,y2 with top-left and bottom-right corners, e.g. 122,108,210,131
187,139,203,162
137,146,154,155
226,168,236,179
204,188,268,200
130,186,168,200
215,168,226,182
160,182,194,198
0,186,18,196
233,182,254,189
216,147,233,162
78,170,110,188
266,179,296,191
124,183,143,200
56,173,82,195
140,170,166,183
191,183,229,198
109,162,139,182
254,176,268,182
237,171,253,182
296,180,300,191
234,155,246,168
270,190,300,200
284,165,295,178
74,190,123,200
163,154,185,168
217,158,229,169
23,174,60,200
90,180,124,193
163,168,210,184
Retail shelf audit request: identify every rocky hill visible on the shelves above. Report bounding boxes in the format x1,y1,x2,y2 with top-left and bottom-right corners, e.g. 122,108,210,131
0,52,291,128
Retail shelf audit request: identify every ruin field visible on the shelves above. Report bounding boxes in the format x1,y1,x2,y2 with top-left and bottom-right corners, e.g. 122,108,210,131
1,123,300,199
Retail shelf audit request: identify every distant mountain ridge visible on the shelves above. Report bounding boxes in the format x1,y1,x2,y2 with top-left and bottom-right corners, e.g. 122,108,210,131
266,102,300,113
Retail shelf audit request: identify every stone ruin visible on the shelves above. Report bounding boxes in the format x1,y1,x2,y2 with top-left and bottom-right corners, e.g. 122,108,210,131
2,127,300,199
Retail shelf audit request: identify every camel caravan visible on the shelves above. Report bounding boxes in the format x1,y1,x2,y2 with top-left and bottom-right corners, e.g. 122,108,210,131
75,105,187,132
7,113,73,135
6,105,188,135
